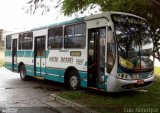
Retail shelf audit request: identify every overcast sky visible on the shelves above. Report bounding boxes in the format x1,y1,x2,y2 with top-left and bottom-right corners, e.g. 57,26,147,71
0,0,73,31
0,0,101,32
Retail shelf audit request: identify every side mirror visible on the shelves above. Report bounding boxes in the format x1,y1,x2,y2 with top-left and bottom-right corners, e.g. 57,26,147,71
107,26,113,43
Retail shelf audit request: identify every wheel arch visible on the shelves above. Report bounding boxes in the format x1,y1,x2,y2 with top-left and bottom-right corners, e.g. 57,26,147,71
18,62,25,72
64,66,80,84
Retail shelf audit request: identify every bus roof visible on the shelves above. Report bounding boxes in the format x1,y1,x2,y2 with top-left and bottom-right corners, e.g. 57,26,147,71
85,11,146,21
6,11,146,36
31,17,85,31
6,17,85,36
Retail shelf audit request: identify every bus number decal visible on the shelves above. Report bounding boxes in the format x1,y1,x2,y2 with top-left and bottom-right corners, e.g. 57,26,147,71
76,59,84,65
49,57,59,62
60,57,73,63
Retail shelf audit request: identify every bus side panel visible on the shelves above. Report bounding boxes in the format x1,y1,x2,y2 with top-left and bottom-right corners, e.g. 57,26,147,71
5,50,12,71
45,67,64,83
17,50,34,76
79,71,88,87
45,49,88,88
25,65,35,76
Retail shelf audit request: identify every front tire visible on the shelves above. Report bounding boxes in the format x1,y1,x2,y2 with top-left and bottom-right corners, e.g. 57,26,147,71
67,70,80,91
20,65,29,81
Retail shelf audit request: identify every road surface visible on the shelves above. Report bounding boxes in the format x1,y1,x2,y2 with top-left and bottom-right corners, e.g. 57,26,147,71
0,67,78,113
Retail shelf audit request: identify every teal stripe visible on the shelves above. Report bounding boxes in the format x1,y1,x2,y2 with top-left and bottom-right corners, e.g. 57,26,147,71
5,51,12,56
46,68,62,82
17,51,33,57
31,51,34,57
45,75,60,82
46,50,49,58
5,50,48,58
17,51,24,57
5,62,89,88
13,64,18,72
46,68,61,75
24,51,32,57
26,65,34,70
36,67,41,76
5,62,12,70
26,71,34,76
79,71,87,88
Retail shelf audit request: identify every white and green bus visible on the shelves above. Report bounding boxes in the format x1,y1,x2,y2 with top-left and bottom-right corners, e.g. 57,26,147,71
5,11,154,92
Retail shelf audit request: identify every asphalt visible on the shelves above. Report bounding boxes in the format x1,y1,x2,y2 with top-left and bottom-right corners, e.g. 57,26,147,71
0,67,80,113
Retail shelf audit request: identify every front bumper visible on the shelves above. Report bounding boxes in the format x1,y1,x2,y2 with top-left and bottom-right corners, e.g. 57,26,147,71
106,75,154,92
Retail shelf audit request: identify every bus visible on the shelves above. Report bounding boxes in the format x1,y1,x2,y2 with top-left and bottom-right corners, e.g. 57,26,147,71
5,11,154,92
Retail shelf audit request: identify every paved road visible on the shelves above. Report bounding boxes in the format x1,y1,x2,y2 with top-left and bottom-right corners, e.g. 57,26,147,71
0,67,78,113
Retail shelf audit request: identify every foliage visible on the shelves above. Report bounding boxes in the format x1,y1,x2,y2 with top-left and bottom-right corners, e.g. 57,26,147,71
154,66,160,76
25,0,160,60
62,0,160,61
23,0,51,15
0,60,4,67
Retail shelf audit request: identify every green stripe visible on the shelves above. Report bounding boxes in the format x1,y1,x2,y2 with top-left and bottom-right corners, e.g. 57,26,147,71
24,65,88,87
46,50,49,58
17,51,24,57
17,51,33,57
5,50,49,58
79,71,87,88
5,62,12,70
13,64,18,72
5,51,12,56
24,51,33,57
4,62,88,88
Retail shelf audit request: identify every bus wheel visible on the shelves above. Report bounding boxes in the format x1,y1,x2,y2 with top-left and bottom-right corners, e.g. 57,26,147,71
20,65,29,81
68,70,80,90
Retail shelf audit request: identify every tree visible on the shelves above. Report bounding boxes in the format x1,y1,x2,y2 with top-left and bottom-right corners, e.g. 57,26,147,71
25,0,160,60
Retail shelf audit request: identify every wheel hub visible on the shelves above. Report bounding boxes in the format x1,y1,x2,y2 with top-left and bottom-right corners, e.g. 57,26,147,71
70,76,78,88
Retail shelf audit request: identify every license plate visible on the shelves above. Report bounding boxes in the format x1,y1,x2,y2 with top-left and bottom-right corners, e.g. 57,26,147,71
137,80,144,85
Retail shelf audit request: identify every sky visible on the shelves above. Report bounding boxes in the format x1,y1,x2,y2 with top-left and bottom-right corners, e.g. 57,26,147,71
0,0,74,32
0,0,100,33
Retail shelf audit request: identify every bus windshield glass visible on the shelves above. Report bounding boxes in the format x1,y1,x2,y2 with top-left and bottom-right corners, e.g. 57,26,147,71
111,14,154,71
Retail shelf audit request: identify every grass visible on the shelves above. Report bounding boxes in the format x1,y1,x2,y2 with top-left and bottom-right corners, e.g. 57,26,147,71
154,66,160,76
59,67,160,113
0,60,4,67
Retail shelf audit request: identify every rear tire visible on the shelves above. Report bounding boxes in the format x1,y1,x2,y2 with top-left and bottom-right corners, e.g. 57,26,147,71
67,70,80,91
20,65,29,81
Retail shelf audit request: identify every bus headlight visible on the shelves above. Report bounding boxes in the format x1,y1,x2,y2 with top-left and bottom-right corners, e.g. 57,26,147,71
117,73,132,80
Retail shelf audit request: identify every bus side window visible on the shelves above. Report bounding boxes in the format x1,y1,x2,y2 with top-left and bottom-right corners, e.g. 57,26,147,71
19,32,33,50
48,27,63,49
89,32,94,60
64,23,86,49
6,35,12,50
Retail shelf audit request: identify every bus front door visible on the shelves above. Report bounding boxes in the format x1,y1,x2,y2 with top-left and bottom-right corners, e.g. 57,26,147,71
12,39,17,71
35,36,46,78
88,28,106,89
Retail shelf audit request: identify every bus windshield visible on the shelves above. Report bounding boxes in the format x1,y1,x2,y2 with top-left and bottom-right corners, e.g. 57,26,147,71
112,14,154,72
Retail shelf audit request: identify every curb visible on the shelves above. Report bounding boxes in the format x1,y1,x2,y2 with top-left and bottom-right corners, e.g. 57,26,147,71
50,94,99,113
